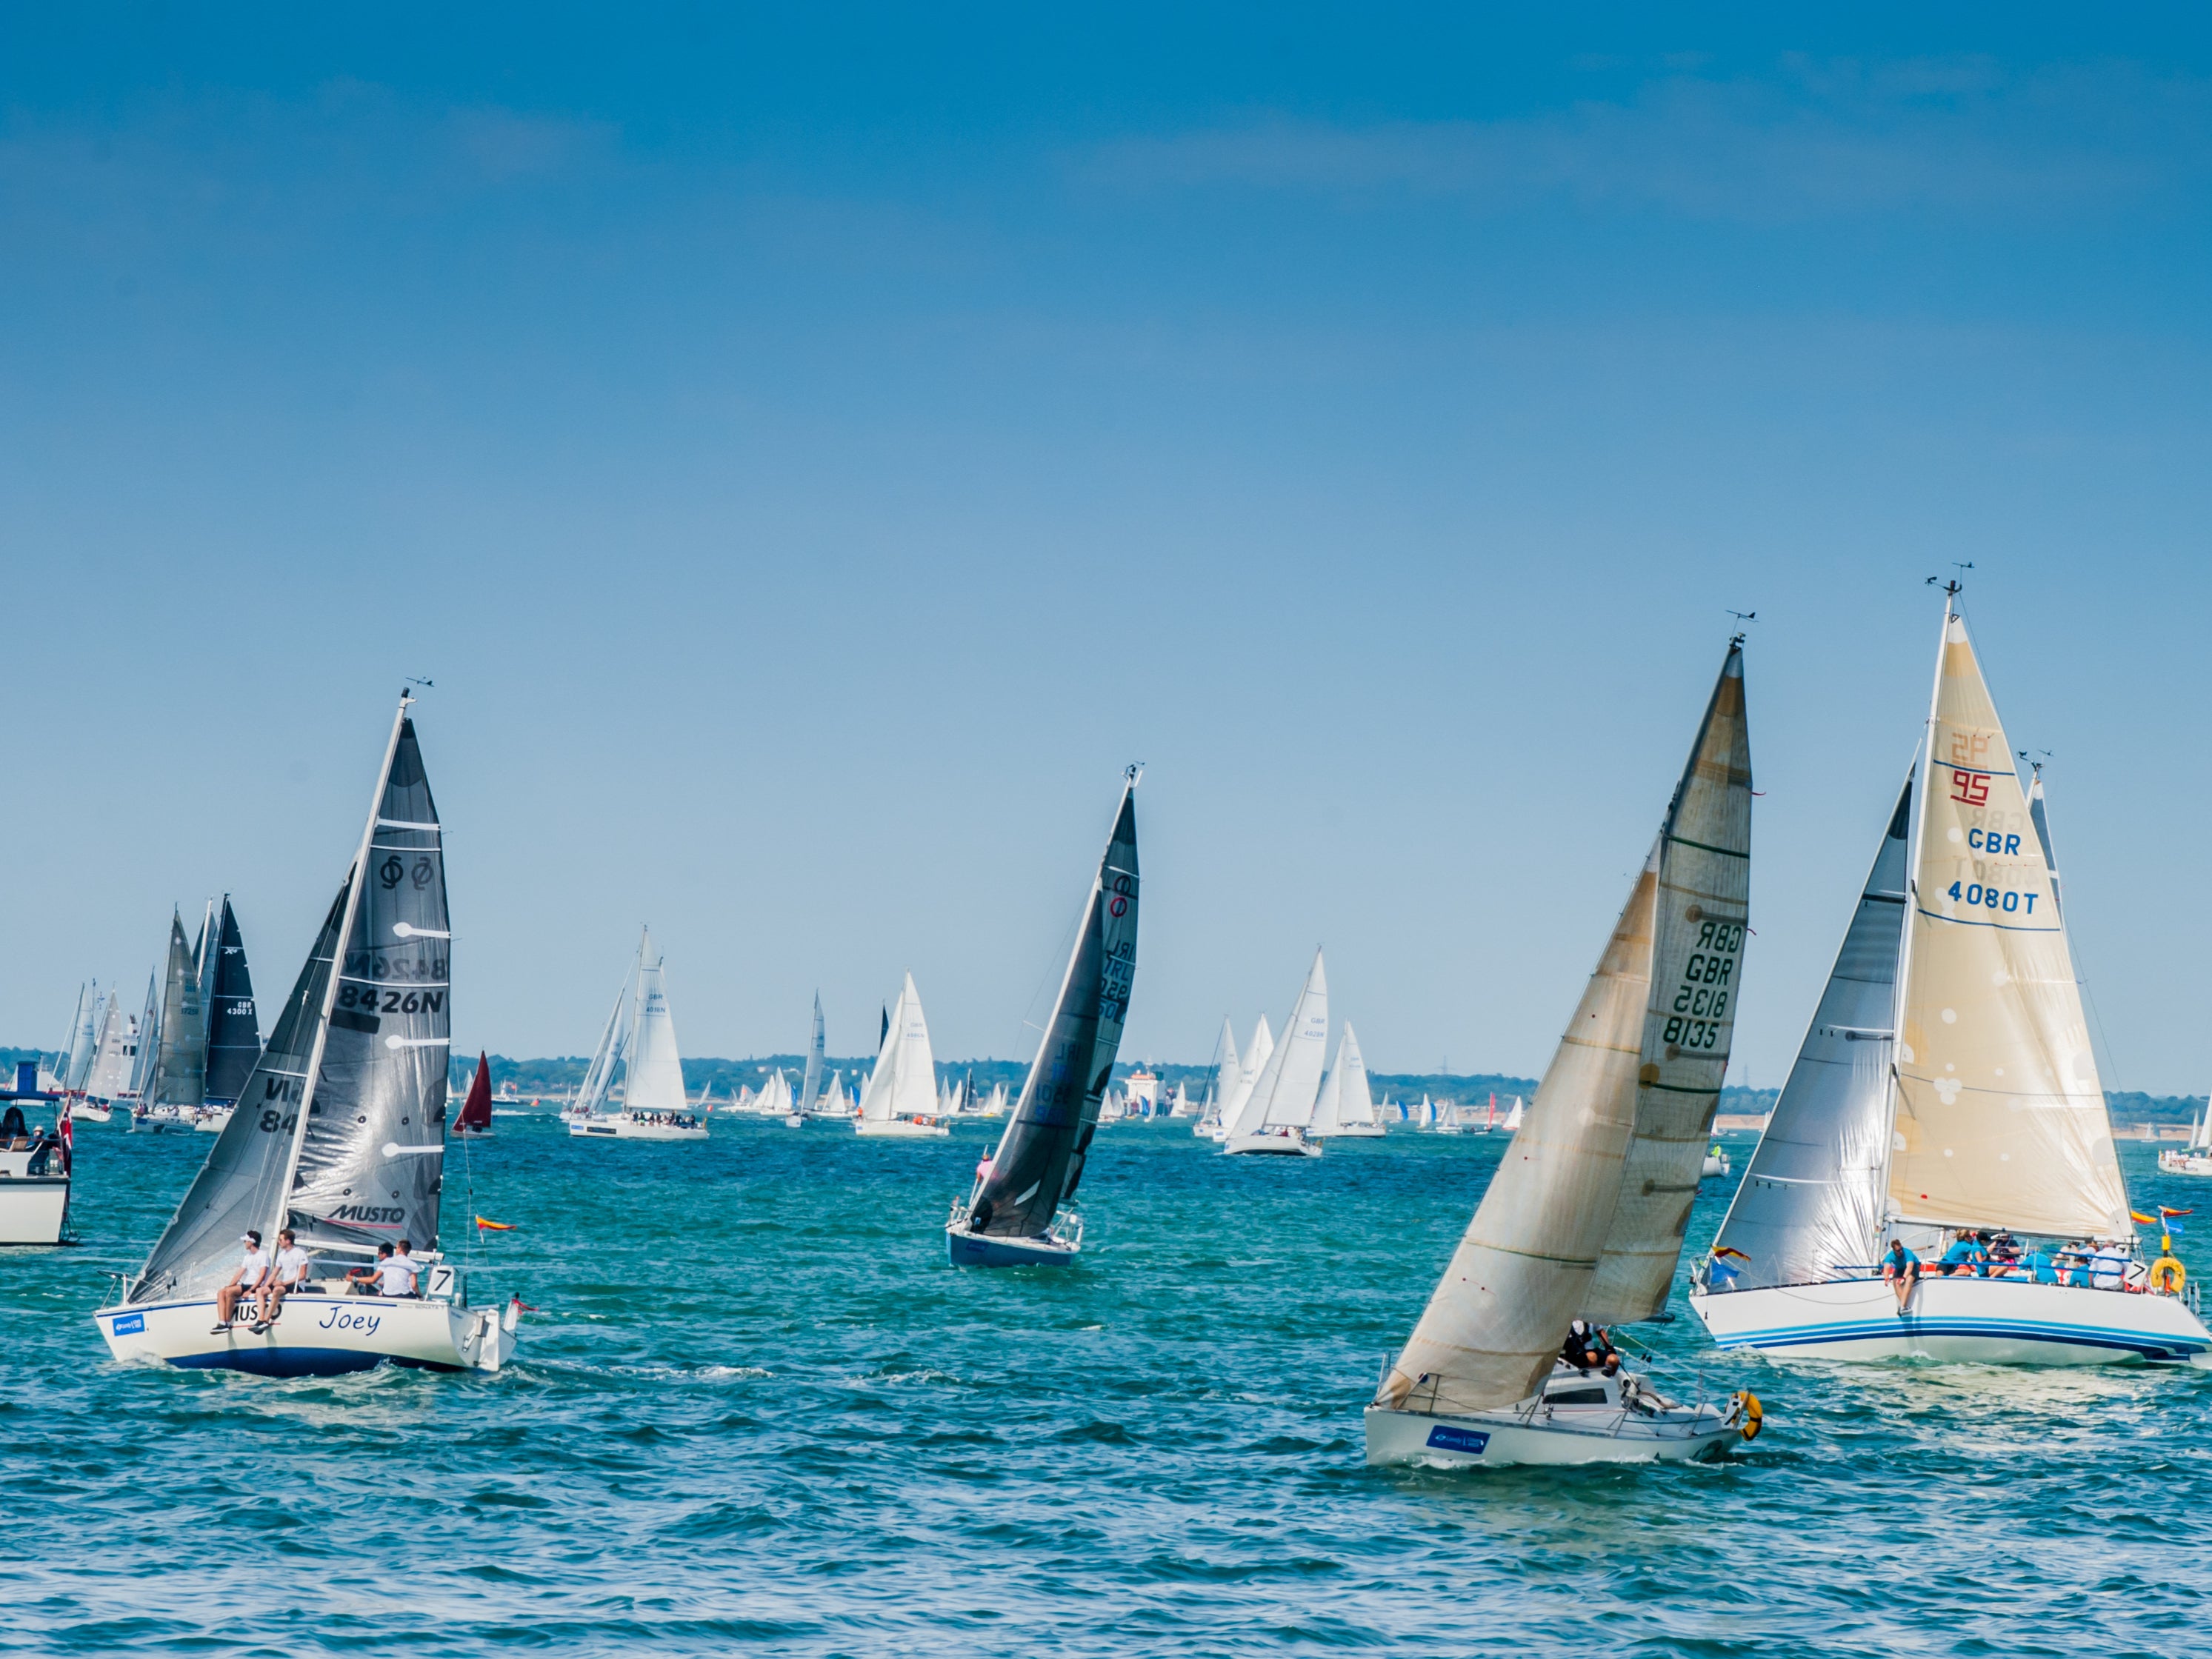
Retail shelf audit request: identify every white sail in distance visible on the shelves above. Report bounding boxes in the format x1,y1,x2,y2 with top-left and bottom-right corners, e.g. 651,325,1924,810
1314,1021,1376,1133
1226,952,1329,1137
623,932,689,1115
859,973,939,1122
1888,611,2128,1238
1379,640,1750,1411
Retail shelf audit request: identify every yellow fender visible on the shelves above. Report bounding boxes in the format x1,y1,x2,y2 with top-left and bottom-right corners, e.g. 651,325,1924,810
2151,1255,2187,1295
1733,1389,1763,1440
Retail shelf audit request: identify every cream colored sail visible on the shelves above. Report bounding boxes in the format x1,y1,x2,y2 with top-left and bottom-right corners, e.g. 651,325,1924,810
1888,611,2128,1238
1586,645,1754,1321
1378,641,1749,1412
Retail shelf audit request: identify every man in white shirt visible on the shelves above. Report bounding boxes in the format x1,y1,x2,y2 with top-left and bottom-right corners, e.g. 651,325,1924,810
377,1239,420,1298
213,1231,270,1332
253,1229,313,1331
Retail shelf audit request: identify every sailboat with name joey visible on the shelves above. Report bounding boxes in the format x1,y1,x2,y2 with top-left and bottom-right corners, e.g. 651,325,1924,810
569,928,707,1140
1222,952,1328,1157
1693,590,2212,1366
95,693,520,1376
947,770,1139,1266
455,1051,494,1138
856,974,948,1137
1367,638,1762,1468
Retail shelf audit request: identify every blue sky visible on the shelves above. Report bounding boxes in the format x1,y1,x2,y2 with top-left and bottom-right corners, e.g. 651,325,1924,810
5,7,2210,1089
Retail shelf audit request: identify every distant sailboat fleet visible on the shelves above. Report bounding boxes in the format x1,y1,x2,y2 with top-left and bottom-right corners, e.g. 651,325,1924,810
30,586,2210,1470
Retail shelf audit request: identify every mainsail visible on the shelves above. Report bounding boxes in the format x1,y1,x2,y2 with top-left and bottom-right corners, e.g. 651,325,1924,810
1219,1014,1273,1127
622,935,688,1114
1888,610,2128,1238
86,992,135,1101
799,993,826,1113
970,780,1139,1238
61,983,99,1092
1207,1018,1240,1119
1708,778,1910,1289
202,898,261,1106
146,912,210,1110
573,947,637,1116
284,705,452,1257
456,1052,494,1132
858,974,938,1123
1224,951,1328,1138
1379,641,1750,1412
1585,644,1753,1321
1313,1021,1375,1134
127,971,159,1097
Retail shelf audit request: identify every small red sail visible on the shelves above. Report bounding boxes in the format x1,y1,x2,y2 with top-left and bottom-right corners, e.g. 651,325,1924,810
456,1051,494,1134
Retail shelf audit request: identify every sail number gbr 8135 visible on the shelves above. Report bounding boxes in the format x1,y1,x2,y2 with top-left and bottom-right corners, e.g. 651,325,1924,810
1663,918,1743,1053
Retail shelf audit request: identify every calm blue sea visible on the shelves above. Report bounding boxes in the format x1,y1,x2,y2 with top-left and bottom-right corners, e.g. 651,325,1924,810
5,1119,2210,1657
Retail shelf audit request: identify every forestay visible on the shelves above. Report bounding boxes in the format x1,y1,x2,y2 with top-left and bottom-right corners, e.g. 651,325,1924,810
286,711,452,1258
1225,952,1327,1138
1888,612,2128,1239
1709,778,1909,1290
1587,644,1753,1322
970,782,1139,1238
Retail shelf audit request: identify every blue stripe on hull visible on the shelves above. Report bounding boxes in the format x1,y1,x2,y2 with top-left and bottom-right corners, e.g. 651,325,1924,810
1710,1318,2206,1363
945,1229,1077,1269
170,1347,390,1378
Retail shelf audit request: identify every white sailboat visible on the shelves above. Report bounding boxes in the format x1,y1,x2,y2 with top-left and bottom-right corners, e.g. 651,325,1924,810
1312,1021,1385,1138
796,992,827,1121
1167,1080,1196,1118
2159,1095,2212,1177
94,694,519,1375
1223,952,1328,1158
1368,639,1760,1468
1193,1018,1237,1138
856,974,947,1137
568,929,708,1141
811,1069,853,1120
1693,594,2212,1367
1502,1096,1525,1132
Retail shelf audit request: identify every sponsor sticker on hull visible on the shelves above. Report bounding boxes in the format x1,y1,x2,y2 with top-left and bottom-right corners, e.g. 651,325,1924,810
1426,1424,1490,1455
111,1313,145,1336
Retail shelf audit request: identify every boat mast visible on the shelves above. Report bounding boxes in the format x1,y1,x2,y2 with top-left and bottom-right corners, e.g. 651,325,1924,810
268,692,414,1247
1873,575,1965,1252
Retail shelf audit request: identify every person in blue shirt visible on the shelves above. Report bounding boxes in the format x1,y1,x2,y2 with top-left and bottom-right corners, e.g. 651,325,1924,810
2022,1246,2058,1284
1882,1238,1921,1312
1939,1234,1983,1277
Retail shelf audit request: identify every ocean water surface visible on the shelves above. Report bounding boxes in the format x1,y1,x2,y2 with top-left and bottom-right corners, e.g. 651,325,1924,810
7,1119,2211,1657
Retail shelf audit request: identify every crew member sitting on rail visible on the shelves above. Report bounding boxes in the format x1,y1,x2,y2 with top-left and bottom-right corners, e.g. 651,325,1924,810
253,1228,313,1331
1882,1238,1921,1310
213,1231,270,1332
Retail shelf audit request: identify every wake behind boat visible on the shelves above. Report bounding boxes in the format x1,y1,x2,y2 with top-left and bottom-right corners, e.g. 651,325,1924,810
947,770,1139,1267
567,929,707,1141
1368,638,1760,1468
1691,590,2212,1368
93,694,519,1376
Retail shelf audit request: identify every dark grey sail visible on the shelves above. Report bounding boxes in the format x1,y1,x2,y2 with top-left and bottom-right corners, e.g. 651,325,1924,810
800,992,825,1113
203,897,261,1106
147,912,209,1109
967,779,1139,1240
286,708,451,1258
127,882,350,1301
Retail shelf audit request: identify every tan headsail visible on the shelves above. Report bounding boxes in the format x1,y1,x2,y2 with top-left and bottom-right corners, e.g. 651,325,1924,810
1587,645,1753,1321
1887,610,2128,1238
1376,639,1749,1412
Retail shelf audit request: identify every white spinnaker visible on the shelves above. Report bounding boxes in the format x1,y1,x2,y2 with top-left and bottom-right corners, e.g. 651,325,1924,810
1587,644,1753,1323
859,973,939,1121
624,933,690,1115
1888,612,2128,1238
1379,852,1658,1411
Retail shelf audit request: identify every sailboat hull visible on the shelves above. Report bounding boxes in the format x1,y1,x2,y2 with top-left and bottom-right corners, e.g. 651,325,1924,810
1224,1129,1320,1157
0,1178,70,1246
945,1224,1079,1268
2156,1149,2212,1176
1362,1402,1739,1468
568,1115,707,1141
92,1293,519,1376
1318,1124,1385,1139
1691,1278,2212,1366
70,1101,113,1124
856,1117,949,1138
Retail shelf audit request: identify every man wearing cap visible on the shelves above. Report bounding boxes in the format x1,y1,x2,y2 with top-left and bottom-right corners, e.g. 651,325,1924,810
213,1230,271,1332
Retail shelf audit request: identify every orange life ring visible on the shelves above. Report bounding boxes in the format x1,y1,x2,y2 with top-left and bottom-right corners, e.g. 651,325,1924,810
1733,1389,1763,1440
2150,1255,2187,1294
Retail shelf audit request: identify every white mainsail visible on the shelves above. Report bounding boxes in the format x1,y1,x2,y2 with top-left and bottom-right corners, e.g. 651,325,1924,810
60,982,99,1092
623,933,689,1115
1379,641,1750,1412
800,992,826,1112
1224,952,1328,1138
1209,1017,1240,1122
1219,1014,1273,1128
1501,1096,1525,1132
858,972,939,1123
1313,1021,1376,1134
572,946,636,1118
1886,610,2128,1239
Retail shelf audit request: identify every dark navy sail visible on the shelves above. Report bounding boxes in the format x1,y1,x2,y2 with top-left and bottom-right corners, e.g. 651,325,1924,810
287,712,451,1256
967,781,1139,1240
202,897,261,1107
